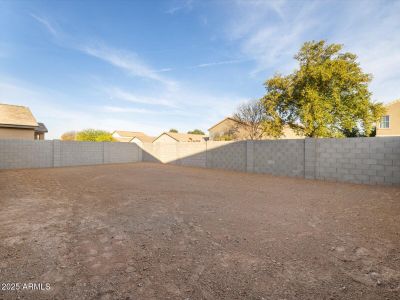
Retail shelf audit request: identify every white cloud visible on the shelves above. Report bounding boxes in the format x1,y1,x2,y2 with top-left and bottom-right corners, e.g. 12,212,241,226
224,0,400,103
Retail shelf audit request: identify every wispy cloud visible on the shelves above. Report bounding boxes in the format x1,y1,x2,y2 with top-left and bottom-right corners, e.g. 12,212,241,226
82,45,177,88
30,13,178,89
192,59,248,68
102,105,192,116
106,87,177,107
165,0,194,14
30,13,58,37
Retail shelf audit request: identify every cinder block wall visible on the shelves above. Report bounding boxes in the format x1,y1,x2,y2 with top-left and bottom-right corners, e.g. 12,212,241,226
1,137,399,185
251,140,305,177
0,140,141,169
141,137,400,186
306,137,400,185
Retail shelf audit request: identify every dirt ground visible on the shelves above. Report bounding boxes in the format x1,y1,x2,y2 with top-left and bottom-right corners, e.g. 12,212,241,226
0,163,399,300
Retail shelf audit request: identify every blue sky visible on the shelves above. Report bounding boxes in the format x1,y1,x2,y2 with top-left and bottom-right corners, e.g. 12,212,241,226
1,0,399,139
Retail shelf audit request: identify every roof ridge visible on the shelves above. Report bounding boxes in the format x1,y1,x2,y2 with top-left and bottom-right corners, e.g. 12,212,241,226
0,103,28,108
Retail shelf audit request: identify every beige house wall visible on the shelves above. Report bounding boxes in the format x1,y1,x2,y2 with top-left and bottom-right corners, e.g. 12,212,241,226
0,127,35,140
209,119,249,140
209,118,303,140
130,137,143,147
153,134,177,144
377,101,400,136
281,126,304,139
34,132,45,140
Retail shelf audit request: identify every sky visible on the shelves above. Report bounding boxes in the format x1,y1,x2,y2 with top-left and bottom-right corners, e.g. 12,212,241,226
1,0,399,139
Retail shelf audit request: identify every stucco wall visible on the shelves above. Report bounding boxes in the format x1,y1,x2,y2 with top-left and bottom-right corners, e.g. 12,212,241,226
0,127,35,140
209,119,249,140
209,119,303,140
377,101,400,136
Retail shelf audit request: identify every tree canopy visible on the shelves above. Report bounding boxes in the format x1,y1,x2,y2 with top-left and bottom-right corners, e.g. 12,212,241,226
61,131,77,141
76,129,115,142
187,129,205,135
169,128,178,133
262,40,385,138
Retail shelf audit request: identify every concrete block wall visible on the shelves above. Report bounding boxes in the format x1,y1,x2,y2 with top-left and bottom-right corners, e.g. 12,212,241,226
252,140,305,177
141,137,399,186
104,142,141,164
309,137,400,185
0,140,141,169
57,141,103,167
0,139,54,169
2,137,399,186
176,143,207,168
206,141,247,171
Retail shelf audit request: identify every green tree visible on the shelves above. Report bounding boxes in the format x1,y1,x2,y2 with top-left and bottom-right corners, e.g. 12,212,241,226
76,129,115,142
262,40,386,138
187,129,205,135
169,128,178,133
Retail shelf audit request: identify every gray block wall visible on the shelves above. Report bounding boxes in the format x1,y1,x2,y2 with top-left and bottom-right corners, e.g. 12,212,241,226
206,141,247,172
0,140,141,169
306,137,400,185
1,137,399,186
141,137,399,186
0,140,54,169
252,140,305,177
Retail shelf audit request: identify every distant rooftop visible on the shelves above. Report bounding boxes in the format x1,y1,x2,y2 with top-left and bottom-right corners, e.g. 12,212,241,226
0,103,38,128
35,122,48,133
156,132,206,142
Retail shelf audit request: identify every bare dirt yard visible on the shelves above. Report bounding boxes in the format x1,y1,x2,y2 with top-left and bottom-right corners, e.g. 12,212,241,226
0,163,399,299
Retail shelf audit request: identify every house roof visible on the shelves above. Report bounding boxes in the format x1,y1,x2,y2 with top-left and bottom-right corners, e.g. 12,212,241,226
112,130,155,143
0,103,38,128
35,122,48,133
131,135,155,143
208,117,247,131
154,132,206,143
112,130,145,137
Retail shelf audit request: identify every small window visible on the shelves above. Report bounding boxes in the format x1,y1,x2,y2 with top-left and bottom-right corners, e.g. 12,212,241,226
380,115,390,129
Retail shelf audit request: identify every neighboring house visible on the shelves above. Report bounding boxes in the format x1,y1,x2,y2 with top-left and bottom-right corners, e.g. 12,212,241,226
208,117,304,140
112,130,155,144
208,117,250,140
130,134,155,146
35,122,48,140
153,132,206,144
377,99,400,136
112,130,144,142
0,103,47,140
